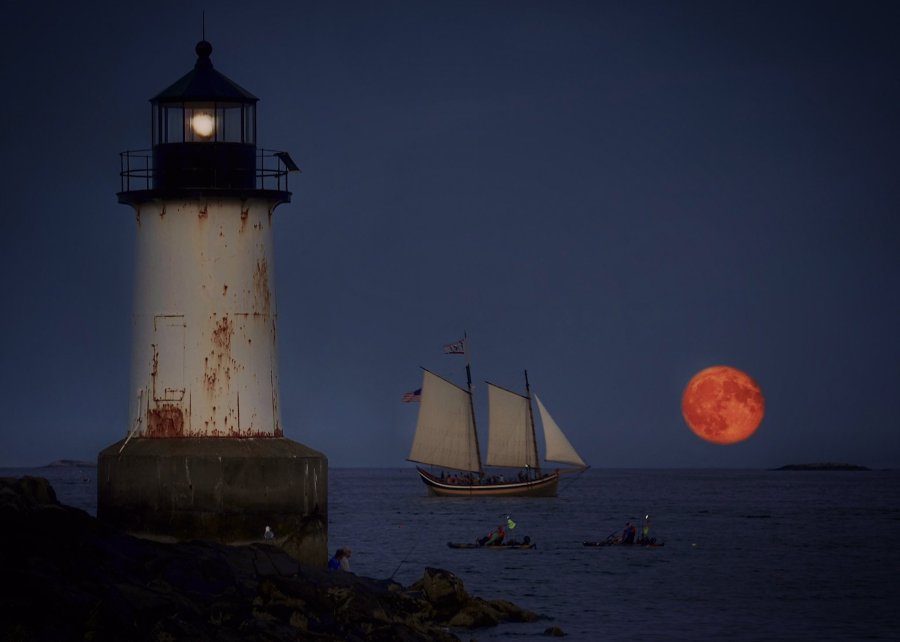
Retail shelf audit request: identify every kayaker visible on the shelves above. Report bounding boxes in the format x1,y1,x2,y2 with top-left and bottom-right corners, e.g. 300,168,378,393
481,524,506,546
621,521,636,544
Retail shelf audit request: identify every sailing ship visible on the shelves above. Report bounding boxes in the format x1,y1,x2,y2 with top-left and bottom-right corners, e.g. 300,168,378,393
407,365,588,497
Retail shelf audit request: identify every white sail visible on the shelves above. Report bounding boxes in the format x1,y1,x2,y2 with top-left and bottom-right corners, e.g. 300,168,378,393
534,394,587,468
408,370,482,473
485,383,539,469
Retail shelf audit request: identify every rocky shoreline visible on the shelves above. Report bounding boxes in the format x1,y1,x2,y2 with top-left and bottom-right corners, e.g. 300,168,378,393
0,476,547,641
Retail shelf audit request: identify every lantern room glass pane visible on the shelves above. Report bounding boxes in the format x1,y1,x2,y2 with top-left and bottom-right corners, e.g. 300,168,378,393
154,105,185,144
153,102,255,145
244,106,256,143
221,106,242,142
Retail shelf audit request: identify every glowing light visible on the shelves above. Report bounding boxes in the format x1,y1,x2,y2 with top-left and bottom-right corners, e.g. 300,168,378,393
190,112,215,139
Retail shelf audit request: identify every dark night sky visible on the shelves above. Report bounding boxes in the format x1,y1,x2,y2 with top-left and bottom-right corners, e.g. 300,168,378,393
1,1,898,468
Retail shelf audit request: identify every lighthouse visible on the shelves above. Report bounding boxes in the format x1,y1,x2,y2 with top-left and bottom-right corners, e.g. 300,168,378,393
98,39,327,566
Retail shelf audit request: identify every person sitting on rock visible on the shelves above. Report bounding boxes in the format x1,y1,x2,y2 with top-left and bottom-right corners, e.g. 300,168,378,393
328,548,346,570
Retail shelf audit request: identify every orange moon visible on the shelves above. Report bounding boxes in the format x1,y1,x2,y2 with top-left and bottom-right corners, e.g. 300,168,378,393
681,366,765,445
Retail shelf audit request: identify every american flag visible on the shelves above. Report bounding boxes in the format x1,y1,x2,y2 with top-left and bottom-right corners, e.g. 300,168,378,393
402,388,422,403
443,338,466,354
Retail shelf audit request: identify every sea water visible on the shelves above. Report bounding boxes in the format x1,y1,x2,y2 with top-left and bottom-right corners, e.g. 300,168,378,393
4,465,899,641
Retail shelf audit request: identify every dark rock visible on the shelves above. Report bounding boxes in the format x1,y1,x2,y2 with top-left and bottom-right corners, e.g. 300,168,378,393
0,474,58,509
415,567,469,615
544,625,567,636
411,568,540,629
0,476,543,641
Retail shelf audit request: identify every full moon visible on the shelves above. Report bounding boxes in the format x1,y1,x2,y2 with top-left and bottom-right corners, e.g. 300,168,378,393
681,366,765,445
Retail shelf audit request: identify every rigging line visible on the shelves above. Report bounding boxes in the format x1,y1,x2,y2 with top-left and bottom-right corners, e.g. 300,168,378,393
557,468,588,495
389,531,422,580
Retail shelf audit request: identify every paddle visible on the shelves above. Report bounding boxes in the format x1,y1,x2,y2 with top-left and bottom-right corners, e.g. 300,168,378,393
603,529,620,544
640,514,651,544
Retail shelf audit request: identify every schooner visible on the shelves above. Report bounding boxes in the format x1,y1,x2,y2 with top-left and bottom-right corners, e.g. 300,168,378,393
407,364,588,497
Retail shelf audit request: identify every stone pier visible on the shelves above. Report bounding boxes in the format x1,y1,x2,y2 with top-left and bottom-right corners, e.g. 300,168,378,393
98,437,327,566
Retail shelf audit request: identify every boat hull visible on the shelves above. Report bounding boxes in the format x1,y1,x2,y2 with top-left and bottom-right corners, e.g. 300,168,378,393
416,467,559,497
582,540,665,548
448,541,536,549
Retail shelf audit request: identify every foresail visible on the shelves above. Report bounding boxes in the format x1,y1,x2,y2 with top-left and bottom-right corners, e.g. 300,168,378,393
408,370,482,473
485,383,538,469
535,394,587,468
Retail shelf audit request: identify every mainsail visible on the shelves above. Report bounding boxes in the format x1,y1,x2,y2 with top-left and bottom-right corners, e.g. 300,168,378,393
485,383,539,468
407,369,482,473
535,394,588,468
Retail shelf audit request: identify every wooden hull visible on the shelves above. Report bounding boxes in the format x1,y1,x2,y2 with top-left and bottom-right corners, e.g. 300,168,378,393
416,467,559,497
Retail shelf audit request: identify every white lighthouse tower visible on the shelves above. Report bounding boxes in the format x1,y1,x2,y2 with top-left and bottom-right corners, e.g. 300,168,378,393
98,39,327,566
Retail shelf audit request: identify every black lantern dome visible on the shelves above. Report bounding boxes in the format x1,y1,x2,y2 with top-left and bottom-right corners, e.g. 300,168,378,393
118,40,297,204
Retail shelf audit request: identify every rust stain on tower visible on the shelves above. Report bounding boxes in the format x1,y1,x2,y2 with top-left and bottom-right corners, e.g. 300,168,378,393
240,206,249,233
254,258,271,316
147,404,185,437
212,315,233,355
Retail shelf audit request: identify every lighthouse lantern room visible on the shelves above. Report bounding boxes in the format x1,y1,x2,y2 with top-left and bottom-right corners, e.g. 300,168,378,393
150,40,257,191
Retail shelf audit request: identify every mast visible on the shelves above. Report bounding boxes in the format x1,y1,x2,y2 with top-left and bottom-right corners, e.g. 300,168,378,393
464,333,484,476
524,369,541,477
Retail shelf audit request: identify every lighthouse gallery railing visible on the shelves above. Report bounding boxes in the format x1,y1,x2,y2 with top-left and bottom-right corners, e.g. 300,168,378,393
118,148,297,194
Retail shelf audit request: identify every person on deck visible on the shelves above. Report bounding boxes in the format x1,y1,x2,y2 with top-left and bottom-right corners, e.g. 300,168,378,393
640,515,651,544
621,521,636,544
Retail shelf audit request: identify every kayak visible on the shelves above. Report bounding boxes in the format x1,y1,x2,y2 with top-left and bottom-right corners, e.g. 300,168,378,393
448,541,536,549
583,540,665,547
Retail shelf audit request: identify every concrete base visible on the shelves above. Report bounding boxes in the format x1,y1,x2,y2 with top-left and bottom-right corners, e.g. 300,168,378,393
97,437,327,567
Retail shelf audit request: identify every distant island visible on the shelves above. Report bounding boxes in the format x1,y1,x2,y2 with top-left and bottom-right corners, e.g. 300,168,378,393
46,460,96,468
772,462,870,471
